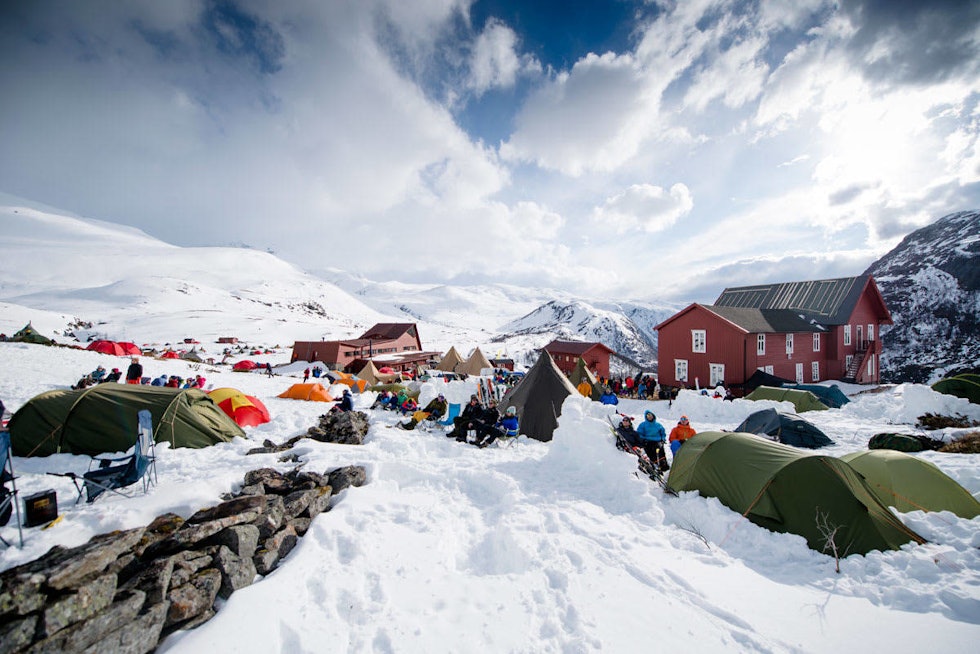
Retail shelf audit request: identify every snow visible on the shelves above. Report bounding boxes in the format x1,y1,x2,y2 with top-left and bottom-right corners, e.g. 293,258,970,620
1,344,978,653
1,202,979,652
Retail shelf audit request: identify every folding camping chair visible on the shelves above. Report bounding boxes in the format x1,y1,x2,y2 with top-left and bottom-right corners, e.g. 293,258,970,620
0,429,25,547
58,410,158,504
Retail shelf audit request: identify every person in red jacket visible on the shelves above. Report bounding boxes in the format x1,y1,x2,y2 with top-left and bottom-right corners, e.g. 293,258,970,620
669,415,696,457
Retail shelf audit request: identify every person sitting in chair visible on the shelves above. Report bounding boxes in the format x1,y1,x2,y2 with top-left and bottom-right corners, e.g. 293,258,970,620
400,393,448,430
448,395,483,439
476,405,518,448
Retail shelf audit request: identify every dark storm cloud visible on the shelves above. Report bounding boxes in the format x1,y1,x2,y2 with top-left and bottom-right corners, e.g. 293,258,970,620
841,0,980,85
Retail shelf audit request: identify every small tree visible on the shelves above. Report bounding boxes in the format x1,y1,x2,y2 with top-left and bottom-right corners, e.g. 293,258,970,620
815,508,849,573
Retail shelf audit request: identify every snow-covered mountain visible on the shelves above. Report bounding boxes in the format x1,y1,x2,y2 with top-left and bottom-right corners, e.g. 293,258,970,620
866,210,980,383
494,299,675,371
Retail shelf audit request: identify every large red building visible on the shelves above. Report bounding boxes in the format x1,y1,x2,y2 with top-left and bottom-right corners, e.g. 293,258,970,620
656,275,892,390
542,340,614,379
291,323,430,372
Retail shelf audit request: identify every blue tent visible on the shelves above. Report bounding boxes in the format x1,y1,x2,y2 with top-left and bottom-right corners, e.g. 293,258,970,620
783,384,850,409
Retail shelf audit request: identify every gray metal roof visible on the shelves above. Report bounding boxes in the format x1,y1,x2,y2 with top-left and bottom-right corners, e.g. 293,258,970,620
705,306,826,333
713,275,869,326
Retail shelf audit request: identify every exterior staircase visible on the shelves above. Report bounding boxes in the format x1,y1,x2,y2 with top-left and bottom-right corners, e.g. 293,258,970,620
841,345,871,383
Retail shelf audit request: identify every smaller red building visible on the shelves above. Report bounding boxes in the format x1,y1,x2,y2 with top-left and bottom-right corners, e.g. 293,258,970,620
292,323,425,371
542,340,614,380
656,275,892,390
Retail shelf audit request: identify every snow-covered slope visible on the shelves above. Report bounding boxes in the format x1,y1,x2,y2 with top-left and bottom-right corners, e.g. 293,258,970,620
866,210,980,383
0,204,386,345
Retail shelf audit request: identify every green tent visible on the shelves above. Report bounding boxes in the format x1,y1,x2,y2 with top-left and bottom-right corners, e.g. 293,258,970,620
931,376,980,405
500,352,577,442
783,384,850,408
11,322,53,345
868,432,930,452
745,386,829,412
841,450,980,519
667,432,926,555
9,385,245,457
569,357,601,400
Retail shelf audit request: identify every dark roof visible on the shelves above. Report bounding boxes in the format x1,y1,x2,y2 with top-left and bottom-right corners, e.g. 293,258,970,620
713,275,871,326
358,323,418,340
704,306,827,333
543,340,614,356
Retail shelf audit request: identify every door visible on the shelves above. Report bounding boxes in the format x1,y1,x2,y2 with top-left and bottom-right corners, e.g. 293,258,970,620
856,324,863,347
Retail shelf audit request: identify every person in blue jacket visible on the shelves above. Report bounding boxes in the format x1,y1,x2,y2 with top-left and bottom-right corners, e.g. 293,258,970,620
636,410,668,471
599,388,619,405
477,405,519,448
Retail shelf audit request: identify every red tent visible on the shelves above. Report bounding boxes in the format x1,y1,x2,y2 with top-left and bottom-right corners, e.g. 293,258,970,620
161,350,181,359
233,360,258,371
87,340,141,356
209,388,271,427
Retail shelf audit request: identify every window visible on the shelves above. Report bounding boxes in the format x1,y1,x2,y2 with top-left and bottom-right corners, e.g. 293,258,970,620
795,363,804,383
709,363,725,387
757,334,766,355
813,333,820,352
867,324,874,341
692,330,706,353
786,334,794,355
844,324,852,346
764,365,773,374
811,361,820,382
675,359,688,382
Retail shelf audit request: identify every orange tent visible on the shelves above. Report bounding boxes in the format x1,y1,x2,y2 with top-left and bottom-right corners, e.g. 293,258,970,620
277,383,333,402
337,378,368,393
208,387,271,427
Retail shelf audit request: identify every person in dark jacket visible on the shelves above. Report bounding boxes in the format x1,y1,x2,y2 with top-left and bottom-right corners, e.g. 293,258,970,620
476,404,517,448
615,415,642,449
125,358,143,385
449,395,483,439
104,368,123,383
338,389,354,412
464,398,499,443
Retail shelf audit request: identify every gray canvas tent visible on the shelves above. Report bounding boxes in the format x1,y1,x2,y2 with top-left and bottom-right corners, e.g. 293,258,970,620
500,352,577,442
569,357,601,400
436,346,464,372
734,408,833,448
9,385,245,457
456,347,492,377
356,360,382,385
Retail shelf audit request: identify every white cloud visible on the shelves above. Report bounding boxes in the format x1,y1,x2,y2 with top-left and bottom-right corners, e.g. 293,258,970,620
592,183,693,234
467,18,540,95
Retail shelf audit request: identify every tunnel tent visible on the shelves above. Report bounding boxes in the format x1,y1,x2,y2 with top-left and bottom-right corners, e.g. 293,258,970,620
745,386,829,412
734,408,834,448
782,384,850,409
9,385,244,457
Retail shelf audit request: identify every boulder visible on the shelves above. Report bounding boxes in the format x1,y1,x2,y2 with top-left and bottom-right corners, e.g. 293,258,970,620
165,569,221,628
307,411,370,445
326,465,367,493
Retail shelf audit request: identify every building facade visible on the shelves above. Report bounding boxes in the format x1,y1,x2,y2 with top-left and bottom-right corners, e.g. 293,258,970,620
291,323,425,371
656,276,892,391
542,340,614,380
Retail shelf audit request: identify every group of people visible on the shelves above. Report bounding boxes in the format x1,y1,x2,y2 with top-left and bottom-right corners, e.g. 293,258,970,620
398,394,449,430
615,411,697,473
447,394,518,448
150,373,207,389
72,358,211,391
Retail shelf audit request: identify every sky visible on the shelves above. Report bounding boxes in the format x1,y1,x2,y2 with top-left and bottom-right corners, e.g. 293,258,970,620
1,0,978,302
2,341,979,652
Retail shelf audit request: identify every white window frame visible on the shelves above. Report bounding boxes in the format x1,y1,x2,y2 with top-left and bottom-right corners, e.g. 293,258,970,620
675,359,688,382
692,329,706,353
867,324,874,341
757,334,766,355
709,363,725,387
764,365,773,374
786,334,794,355
811,361,820,382
795,363,804,383
813,333,820,352
844,324,852,346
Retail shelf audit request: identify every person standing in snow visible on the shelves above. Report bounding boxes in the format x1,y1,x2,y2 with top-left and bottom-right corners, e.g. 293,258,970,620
303,367,310,383
636,410,668,472
125,357,143,384
669,415,696,457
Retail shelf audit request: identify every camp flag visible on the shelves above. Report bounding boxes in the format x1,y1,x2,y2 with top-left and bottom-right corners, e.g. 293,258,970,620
208,387,271,427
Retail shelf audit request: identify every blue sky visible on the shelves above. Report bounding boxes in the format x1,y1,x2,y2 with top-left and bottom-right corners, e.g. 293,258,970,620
1,0,978,302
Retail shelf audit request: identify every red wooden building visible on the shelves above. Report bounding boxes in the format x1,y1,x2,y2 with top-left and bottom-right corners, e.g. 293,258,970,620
291,323,425,371
655,275,892,390
542,340,614,380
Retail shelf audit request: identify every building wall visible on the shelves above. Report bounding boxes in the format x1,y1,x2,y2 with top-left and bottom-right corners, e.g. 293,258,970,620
657,307,747,388
546,347,611,379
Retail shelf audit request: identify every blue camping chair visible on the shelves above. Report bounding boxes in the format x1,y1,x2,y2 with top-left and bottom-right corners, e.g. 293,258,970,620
438,403,462,427
58,410,158,504
0,429,25,547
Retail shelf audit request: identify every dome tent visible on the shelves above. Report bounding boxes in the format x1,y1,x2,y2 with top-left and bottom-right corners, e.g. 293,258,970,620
782,383,850,408
9,385,244,457
666,432,925,556
840,450,980,519
745,386,829,412
208,388,272,428
734,408,833,449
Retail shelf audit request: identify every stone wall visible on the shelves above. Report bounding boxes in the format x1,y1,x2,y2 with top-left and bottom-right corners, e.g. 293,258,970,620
0,465,366,654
